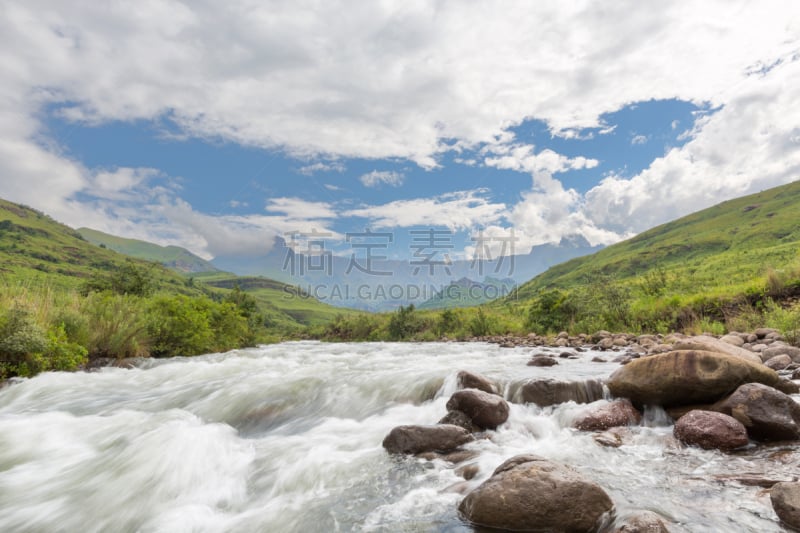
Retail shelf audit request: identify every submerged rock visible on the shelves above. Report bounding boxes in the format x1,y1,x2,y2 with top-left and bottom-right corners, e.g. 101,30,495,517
527,356,559,367
673,410,749,450
517,378,605,407
573,399,642,431
771,482,800,529
382,424,473,454
446,389,509,430
712,383,800,441
459,454,613,532
612,510,671,532
606,350,785,408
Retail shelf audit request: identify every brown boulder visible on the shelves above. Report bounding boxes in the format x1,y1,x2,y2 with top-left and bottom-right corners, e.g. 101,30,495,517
446,389,509,430
438,410,481,433
672,335,761,363
606,350,785,408
764,354,792,371
771,482,800,529
673,410,748,450
517,378,605,407
712,383,800,441
527,356,559,367
612,510,671,532
382,424,473,454
573,400,642,431
459,454,613,532
456,370,497,395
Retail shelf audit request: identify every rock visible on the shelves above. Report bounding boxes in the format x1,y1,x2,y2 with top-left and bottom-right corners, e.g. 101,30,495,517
593,430,624,448
438,410,481,433
446,389,509,430
771,482,800,529
598,337,615,350
666,404,715,421
592,356,608,363
606,350,786,408
455,463,480,480
672,335,761,363
720,334,745,347
793,367,800,380
517,378,605,407
459,455,614,532
745,333,758,344
456,370,497,395
751,343,769,352
765,354,793,371
755,327,779,339
573,400,642,431
762,345,800,362
673,410,749,450
382,424,473,454
612,511,671,532
712,383,800,441
527,356,559,367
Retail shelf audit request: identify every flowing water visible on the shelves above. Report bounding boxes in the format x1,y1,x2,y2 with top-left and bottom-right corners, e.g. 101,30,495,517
0,342,797,532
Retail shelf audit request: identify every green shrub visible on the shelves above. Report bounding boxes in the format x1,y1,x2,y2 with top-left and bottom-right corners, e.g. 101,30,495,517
388,304,425,340
82,292,150,358
468,308,494,337
147,295,215,357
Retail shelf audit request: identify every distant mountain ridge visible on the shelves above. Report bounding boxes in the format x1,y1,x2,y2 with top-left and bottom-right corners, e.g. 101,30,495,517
78,228,219,274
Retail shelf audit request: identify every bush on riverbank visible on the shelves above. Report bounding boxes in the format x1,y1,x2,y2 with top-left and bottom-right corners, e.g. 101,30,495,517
0,281,269,378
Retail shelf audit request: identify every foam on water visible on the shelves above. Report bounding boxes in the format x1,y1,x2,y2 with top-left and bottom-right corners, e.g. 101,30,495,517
0,341,795,532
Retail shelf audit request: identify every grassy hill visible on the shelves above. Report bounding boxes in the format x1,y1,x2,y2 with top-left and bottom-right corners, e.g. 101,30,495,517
0,199,200,294
78,227,218,273
507,180,800,333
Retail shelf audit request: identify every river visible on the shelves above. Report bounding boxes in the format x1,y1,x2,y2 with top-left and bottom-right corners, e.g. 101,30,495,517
0,341,796,532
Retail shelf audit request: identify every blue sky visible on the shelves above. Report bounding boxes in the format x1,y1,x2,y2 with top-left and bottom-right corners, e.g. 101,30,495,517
1,1,799,264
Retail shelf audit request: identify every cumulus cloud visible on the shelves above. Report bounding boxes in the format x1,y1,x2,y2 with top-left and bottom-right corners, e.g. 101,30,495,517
345,190,505,231
0,0,799,256
630,135,648,145
359,170,405,188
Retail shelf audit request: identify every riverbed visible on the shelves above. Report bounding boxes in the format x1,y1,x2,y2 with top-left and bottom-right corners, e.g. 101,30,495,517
0,342,795,532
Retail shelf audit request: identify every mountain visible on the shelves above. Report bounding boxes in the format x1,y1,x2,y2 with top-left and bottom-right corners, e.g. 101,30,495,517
211,236,599,311
78,227,218,273
417,277,516,310
0,198,352,330
0,199,198,293
507,181,800,301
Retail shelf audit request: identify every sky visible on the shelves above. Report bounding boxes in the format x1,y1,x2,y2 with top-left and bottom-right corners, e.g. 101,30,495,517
1,1,799,265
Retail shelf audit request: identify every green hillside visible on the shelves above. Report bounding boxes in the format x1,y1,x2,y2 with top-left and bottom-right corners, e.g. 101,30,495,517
0,199,200,294
192,272,359,327
507,180,800,333
78,227,218,273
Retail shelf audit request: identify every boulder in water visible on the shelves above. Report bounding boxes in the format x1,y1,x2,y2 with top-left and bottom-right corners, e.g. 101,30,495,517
672,335,761,363
612,510,671,532
573,399,642,431
673,410,749,450
606,350,785,408
712,383,800,441
527,356,559,367
459,454,613,532
771,482,800,530
382,424,473,454
446,389,509,430
518,378,604,407
438,410,481,433
456,370,498,395
764,354,792,370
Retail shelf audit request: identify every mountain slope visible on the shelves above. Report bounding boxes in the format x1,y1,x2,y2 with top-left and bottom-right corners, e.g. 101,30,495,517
514,180,800,300
78,227,218,273
0,199,198,293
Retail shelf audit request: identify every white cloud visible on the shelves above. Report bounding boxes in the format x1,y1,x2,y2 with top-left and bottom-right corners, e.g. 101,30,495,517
359,170,405,188
265,197,337,220
483,145,599,175
345,190,505,231
297,161,345,175
0,1,798,258
630,134,648,145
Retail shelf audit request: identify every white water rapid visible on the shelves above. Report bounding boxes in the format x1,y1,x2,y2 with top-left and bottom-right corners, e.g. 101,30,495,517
0,342,796,532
